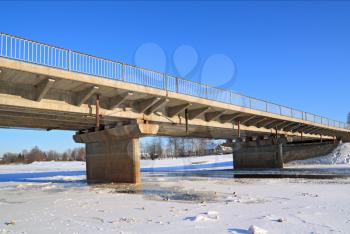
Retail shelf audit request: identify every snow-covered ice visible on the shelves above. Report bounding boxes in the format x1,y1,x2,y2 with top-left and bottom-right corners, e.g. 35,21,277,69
1,145,350,233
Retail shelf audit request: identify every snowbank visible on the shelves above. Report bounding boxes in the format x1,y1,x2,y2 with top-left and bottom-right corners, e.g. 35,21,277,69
292,143,350,165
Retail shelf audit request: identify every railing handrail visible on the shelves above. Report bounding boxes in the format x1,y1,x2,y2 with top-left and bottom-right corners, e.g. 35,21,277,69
0,32,69,51
0,32,349,130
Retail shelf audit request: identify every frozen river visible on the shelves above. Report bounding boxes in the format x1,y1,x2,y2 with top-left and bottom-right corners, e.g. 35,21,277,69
1,151,350,234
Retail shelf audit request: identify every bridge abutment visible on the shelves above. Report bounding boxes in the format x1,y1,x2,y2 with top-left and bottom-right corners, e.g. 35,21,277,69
74,123,159,184
233,136,340,169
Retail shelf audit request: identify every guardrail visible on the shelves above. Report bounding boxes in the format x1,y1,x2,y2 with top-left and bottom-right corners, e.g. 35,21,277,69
0,33,349,130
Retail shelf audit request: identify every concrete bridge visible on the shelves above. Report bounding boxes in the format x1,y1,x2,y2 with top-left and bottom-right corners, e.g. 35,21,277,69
0,33,349,183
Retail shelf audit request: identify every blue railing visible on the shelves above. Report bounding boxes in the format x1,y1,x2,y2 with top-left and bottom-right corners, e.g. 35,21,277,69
0,33,348,130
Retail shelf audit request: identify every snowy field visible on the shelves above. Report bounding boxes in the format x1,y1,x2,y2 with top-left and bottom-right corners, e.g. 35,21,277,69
1,145,350,233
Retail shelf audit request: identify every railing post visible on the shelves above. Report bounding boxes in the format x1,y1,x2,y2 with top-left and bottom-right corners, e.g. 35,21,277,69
122,63,125,81
68,49,71,71
176,77,179,93
249,98,252,109
0,33,3,56
205,85,208,99
163,74,168,90
265,102,268,112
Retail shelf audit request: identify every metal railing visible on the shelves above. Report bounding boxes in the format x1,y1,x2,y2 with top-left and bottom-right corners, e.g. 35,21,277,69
0,32,349,130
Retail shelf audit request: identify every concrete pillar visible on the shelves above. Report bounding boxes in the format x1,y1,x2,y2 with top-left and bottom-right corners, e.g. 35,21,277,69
74,123,159,184
84,138,141,183
233,141,284,169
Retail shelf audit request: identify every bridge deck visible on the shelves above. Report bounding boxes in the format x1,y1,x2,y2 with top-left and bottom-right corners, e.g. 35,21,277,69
0,33,349,141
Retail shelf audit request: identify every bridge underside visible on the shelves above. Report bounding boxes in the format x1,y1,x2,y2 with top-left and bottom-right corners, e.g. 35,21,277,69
0,58,349,183
0,58,348,140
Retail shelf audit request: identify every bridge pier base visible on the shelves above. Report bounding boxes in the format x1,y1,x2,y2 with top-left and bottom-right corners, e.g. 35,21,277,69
233,136,284,169
84,138,141,184
73,123,159,184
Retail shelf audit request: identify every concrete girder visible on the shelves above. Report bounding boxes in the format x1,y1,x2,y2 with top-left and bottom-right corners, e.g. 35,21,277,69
219,113,242,123
272,121,289,130
301,126,318,133
0,110,112,126
301,126,318,134
256,119,277,128
205,110,226,122
292,125,313,133
257,119,279,128
0,113,95,130
239,115,257,124
135,97,161,113
108,92,133,110
74,86,99,106
290,125,306,133
284,123,302,132
0,120,92,131
244,117,267,127
188,107,211,120
319,129,334,136
34,78,55,102
313,129,327,135
157,124,234,139
315,129,332,136
275,121,291,129
0,105,117,125
315,129,328,136
281,122,298,131
144,98,170,115
264,120,285,129
74,123,160,143
304,127,321,134
166,103,192,117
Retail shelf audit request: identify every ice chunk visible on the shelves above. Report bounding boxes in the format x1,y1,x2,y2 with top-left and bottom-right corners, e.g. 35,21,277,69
187,211,219,222
248,225,268,234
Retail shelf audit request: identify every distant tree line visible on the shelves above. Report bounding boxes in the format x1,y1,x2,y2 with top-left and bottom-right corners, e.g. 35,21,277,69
0,146,85,164
141,137,223,159
0,137,225,164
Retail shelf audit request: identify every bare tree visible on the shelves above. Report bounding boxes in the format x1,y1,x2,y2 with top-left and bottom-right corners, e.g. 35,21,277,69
26,146,45,163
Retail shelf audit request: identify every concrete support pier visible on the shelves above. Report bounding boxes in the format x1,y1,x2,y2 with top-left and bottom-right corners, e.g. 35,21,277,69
233,136,285,169
74,123,159,184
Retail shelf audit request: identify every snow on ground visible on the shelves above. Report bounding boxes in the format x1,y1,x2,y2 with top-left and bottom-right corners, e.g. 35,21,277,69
290,143,350,165
1,147,350,233
0,161,86,173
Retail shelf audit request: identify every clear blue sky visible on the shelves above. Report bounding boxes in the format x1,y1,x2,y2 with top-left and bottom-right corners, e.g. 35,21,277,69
0,1,349,154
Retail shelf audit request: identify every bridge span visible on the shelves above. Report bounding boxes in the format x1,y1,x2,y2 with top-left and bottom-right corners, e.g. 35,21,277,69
0,33,349,183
